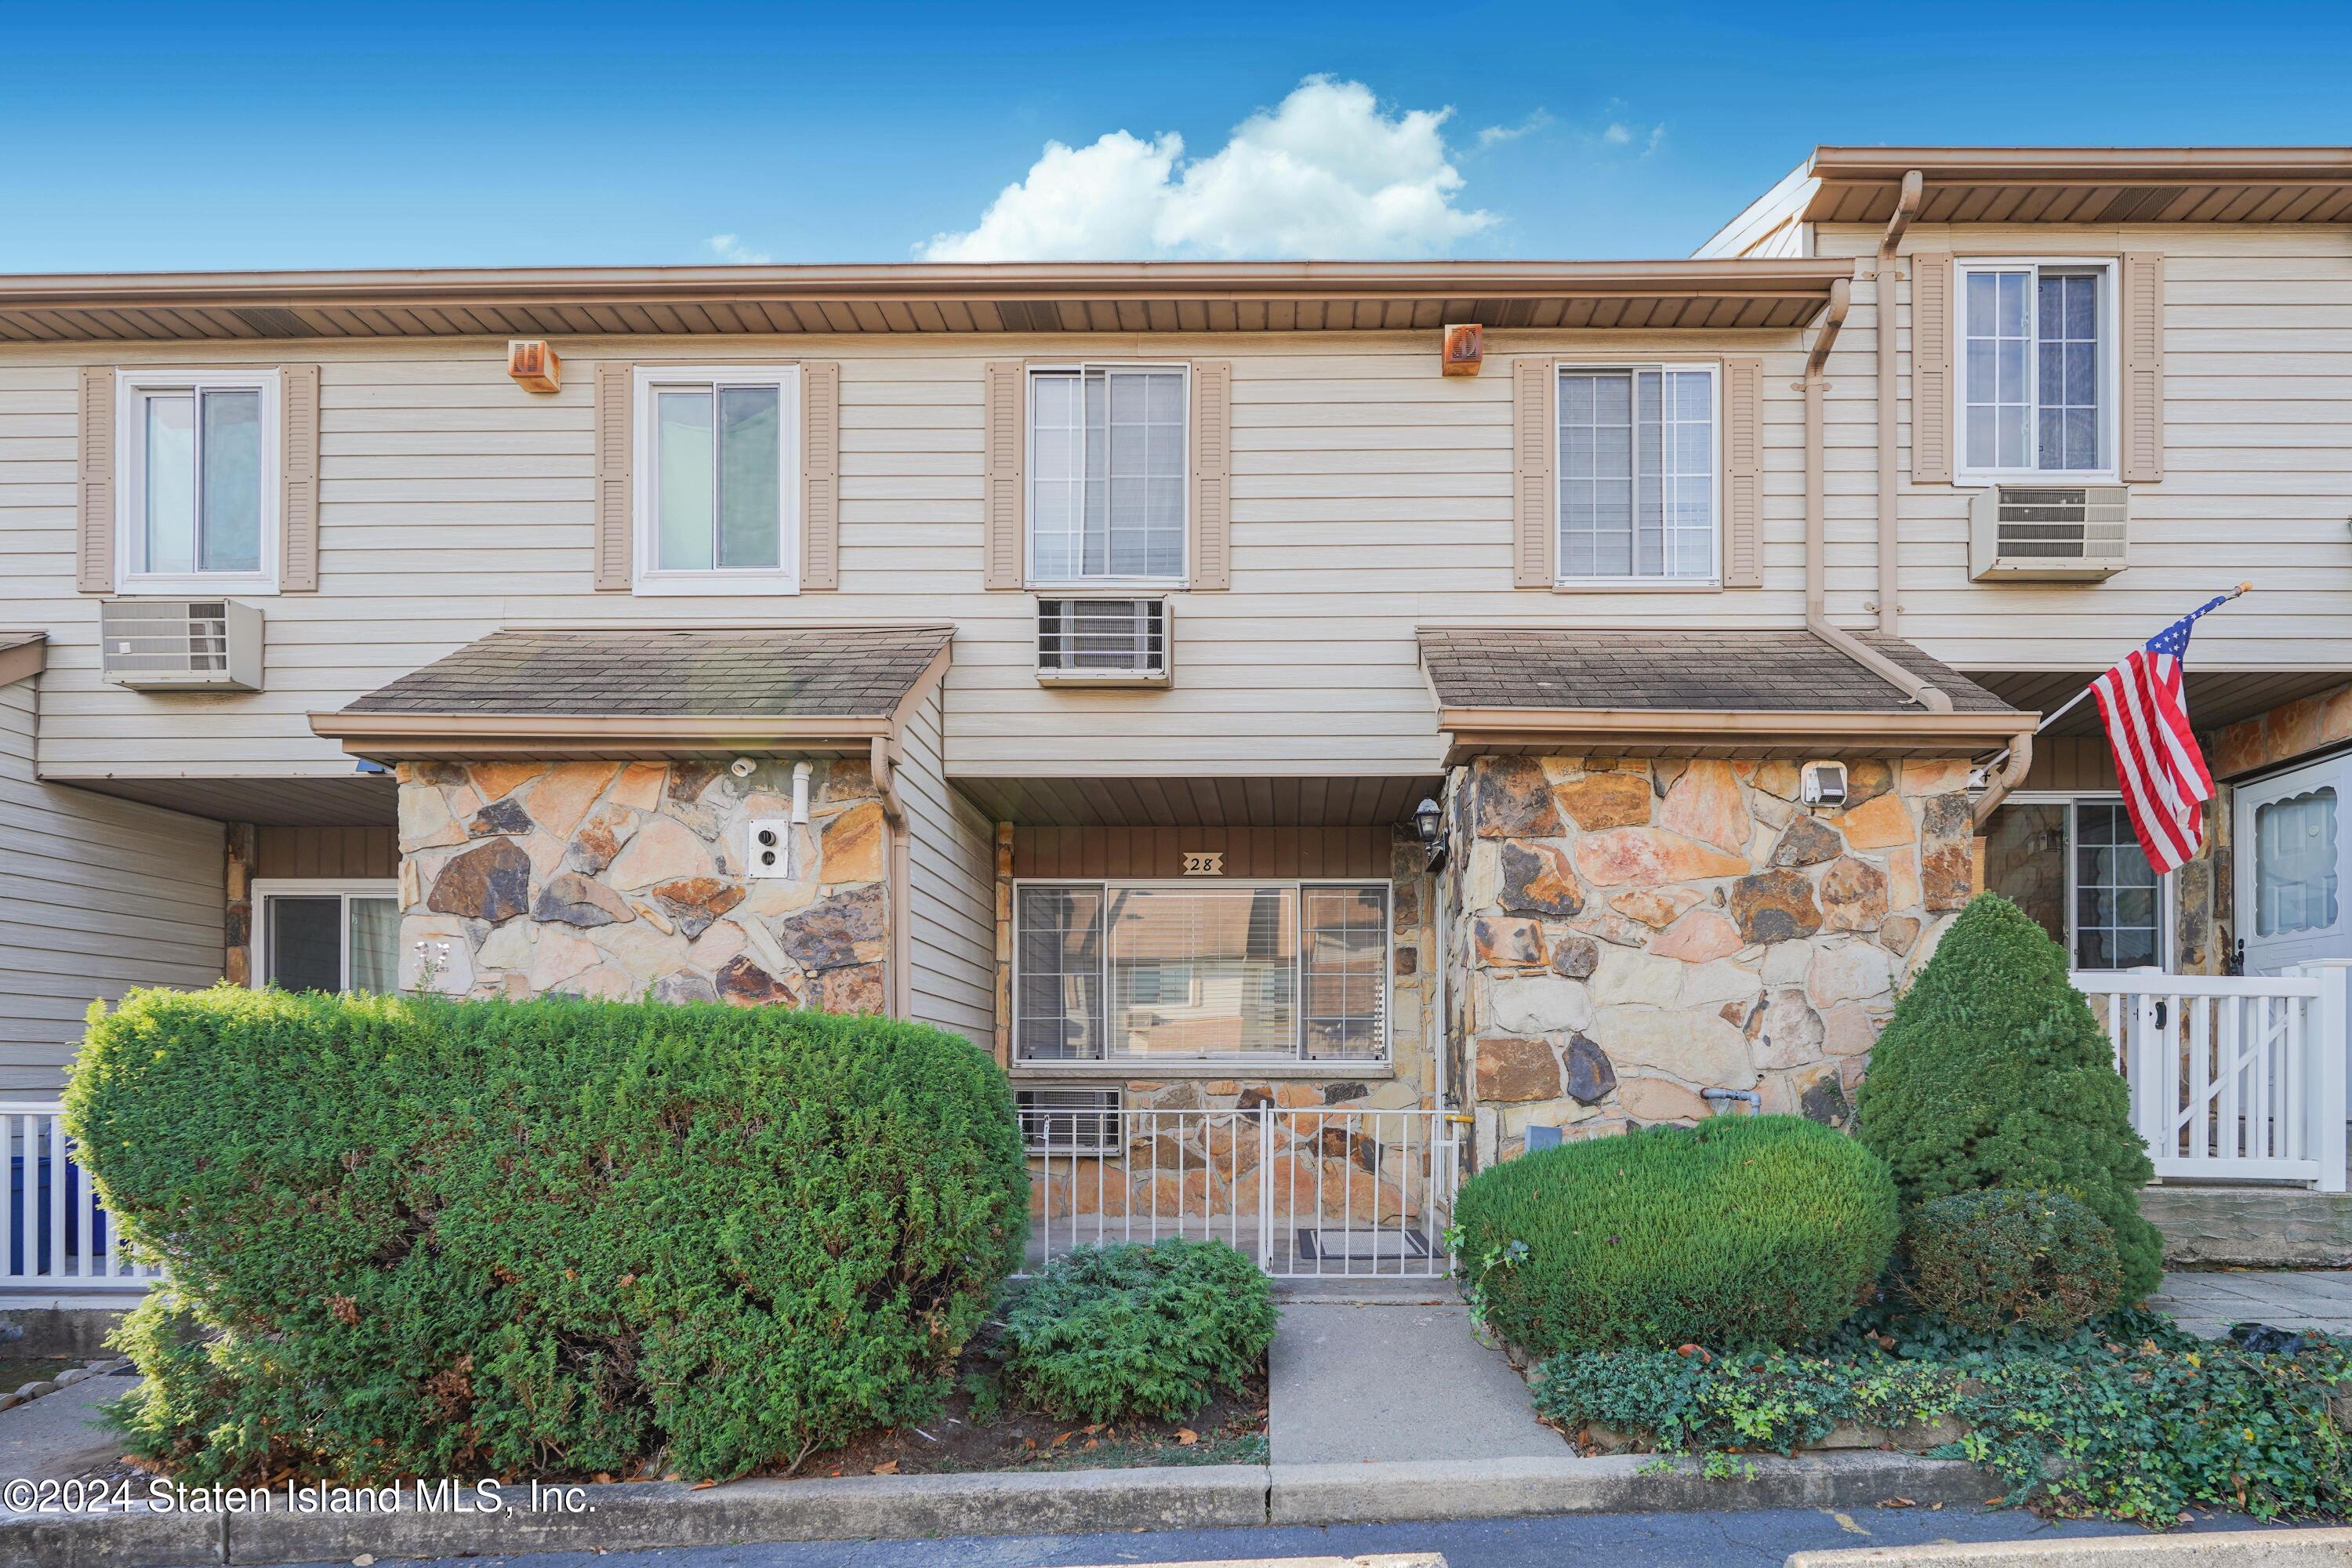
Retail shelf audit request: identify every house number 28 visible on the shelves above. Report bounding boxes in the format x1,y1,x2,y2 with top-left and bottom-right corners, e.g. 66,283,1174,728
1181,851,1225,876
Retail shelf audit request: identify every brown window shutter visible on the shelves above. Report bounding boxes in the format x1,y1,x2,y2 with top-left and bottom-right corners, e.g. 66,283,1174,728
2121,252,2165,483
76,366,114,593
1721,357,1765,586
279,364,321,590
801,361,841,590
982,361,1025,590
593,361,633,591
1512,356,1553,587
1189,360,1232,590
1910,253,1952,485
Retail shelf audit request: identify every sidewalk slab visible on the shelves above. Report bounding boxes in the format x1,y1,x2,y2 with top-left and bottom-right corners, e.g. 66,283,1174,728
1268,1302,1560,1465
2151,1269,2352,1338
0,1376,129,1484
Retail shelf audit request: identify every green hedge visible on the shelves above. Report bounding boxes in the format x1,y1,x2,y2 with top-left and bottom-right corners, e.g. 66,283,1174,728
1450,1115,1899,1356
999,1240,1277,1424
67,986,1029,1484
1854,894,2163,1299
1903,1189,2122,1335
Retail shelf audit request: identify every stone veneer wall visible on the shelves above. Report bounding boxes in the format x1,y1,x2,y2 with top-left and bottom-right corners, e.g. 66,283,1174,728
1445,755,1976,1167
396,757,890,1010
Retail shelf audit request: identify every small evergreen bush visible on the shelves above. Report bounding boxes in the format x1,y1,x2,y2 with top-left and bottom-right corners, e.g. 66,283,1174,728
66,986,1028,1483
998,1239,1276,1423
1904,1189,2122,1335
1448,1114,1899,1356
1854,894,2163,1298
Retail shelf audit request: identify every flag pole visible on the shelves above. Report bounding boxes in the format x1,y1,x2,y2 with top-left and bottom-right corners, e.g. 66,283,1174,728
2027,581,2254,738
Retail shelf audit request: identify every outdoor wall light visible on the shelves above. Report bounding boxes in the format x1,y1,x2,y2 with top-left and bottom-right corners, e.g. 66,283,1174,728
1799,760,1849,810
1414,796,1448,870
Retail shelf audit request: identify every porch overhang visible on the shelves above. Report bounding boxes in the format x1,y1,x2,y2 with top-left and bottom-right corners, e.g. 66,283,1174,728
310,624,952,764
1420,626,2035,763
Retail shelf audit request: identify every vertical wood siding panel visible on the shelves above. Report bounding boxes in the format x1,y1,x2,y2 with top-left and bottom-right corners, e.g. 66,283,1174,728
1911,253,1953,485
1511,356,1553,587
1190,360,1232,589
279,364,321,590
801,361,841,589
1722,356,1765,586
76,367,114,593
982,361,1025,590
593,361,633,590
2122,252,2165,483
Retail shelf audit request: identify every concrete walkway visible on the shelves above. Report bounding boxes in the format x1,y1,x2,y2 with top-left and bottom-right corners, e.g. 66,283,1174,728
1268,1284,1563,1465
0,1374,129,1483
2149,1267,2352,1338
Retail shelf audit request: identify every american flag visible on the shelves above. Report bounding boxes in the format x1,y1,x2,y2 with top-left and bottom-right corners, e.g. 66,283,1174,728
2089,593,2233,875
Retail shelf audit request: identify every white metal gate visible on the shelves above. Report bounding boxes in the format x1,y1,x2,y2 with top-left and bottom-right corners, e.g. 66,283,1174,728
1022,1104,1460,1277
2,1102,163,1304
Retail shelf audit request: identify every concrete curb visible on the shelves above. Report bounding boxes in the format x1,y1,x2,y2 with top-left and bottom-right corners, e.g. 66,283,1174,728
1784,1527,2352,1566
0,1451,1996,1567
1268,1452,1998,1526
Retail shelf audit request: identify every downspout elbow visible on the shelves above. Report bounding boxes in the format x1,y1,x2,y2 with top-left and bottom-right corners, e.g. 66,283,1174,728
1972,730,2036,828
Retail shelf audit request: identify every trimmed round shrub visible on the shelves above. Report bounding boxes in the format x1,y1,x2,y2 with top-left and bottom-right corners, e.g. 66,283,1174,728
1903,1188,2122,1334
66,986,1029,1483
999,1239,1276,1423
1853,893,2163,1300
1449,1114,1899,1356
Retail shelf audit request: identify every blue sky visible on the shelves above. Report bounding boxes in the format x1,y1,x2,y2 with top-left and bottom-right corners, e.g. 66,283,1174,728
5,0,2349,272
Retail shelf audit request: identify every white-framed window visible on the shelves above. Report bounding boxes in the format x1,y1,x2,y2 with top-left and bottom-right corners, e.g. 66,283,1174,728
116,368,280,594
631,365,800,595
1014,880,1390,1065
1554,361,1719,584
1027,363,1189,586
251,880,400,994
1955,259,2118,480
1981,793,2169,971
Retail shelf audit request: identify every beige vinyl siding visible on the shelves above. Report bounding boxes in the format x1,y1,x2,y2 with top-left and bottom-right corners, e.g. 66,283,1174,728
0,679,223,1092
897,681,995,1043
0,332,1813,782
1811,221,2352,670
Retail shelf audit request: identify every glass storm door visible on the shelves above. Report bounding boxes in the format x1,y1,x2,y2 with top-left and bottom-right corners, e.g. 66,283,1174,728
2234,753,2351,974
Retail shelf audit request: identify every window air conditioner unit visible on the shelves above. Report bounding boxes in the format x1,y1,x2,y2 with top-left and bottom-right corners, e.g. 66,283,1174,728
100,599,263,691
1016,1088,1124,1156
1036,597,1171,686
1968,485,2129,582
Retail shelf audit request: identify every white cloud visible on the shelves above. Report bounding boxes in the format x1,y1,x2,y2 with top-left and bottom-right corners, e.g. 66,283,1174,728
707,233,771,264
1601,122,1634,147
921,76,1494,262
1477,110,1552,148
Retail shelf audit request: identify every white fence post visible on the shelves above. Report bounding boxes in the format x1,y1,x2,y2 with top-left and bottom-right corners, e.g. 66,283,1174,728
2296,961,2350,1195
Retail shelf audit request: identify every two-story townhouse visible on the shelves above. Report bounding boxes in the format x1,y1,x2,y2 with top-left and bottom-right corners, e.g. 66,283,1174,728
0,147,2345,1214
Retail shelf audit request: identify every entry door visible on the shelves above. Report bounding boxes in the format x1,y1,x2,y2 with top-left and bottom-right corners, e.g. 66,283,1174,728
2235,753,2352,974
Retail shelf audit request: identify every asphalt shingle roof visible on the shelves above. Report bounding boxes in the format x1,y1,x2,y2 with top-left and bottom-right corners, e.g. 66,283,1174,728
340,626,951,719
1417,629,2024,715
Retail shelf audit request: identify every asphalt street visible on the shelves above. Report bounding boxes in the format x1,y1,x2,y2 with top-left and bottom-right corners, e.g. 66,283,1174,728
296,1502,2274,1568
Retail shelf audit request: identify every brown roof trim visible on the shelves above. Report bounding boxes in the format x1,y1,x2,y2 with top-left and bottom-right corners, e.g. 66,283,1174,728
1439,706,2035,764
0,259,1855,344
310,712,901,762
1807,146,2352,184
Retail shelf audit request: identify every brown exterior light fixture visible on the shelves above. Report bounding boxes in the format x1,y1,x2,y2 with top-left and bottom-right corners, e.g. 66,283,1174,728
1441,322,1483,376
506,339,561,394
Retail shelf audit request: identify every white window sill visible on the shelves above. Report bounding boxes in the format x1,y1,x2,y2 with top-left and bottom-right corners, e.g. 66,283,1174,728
1029,580,1189,594
1552,578,1722,593
1011,1060,1395,1081
1956,472,2122,488
632,574,801,597
118,575,278,598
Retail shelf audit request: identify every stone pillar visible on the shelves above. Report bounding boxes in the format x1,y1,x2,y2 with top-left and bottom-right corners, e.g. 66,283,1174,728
223,822,256,986
1451,754,1976,1162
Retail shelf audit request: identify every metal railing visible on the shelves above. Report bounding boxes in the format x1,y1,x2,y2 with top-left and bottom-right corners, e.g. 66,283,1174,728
1,1102,162,1298
1022,1104,1458,1276
2073,965,2350,1192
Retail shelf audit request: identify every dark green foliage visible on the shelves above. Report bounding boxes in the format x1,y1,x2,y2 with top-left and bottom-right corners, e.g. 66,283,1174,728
998,1240,1276,1424
1534,1320,2352,1525
66,986,1029,1484
1904,1188,2122,1334
1448,1115,1899,1356
1854,894,2162,1299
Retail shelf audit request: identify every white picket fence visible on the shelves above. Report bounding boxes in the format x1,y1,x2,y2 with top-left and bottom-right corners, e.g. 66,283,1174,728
1023,1105,1461,1277
2073,965,2350,1192
0,1102,162,1303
